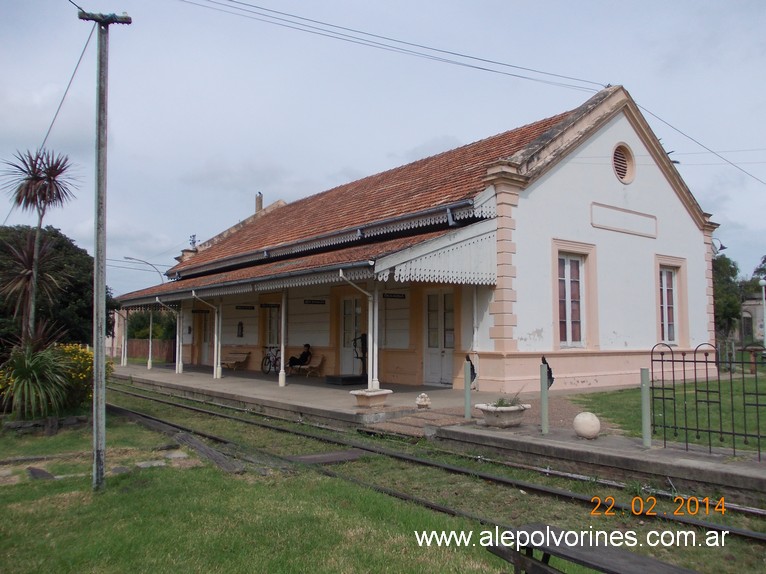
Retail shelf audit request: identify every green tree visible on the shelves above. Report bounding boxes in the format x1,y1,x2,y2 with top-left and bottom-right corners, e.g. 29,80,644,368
128,310,176,340
2,150,75,343
0,231,63,332
0,226,118,352
712,254,741,341
753,255,766,279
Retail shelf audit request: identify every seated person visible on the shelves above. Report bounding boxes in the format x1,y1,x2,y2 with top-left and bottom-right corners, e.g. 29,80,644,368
288,344,312,368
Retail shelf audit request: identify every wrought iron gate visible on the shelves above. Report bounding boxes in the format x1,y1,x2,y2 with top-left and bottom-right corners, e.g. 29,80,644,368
650,342,766,461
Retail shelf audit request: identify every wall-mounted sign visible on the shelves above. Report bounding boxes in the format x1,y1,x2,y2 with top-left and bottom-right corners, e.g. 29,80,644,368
304,299,326,305
191,309,210,314
383,293,406,299
235,305,256,310
260,303,280,308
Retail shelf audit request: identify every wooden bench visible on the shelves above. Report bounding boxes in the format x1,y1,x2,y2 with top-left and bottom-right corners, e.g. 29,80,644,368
220,350,250,370
289,354,325,377
487,523,696,574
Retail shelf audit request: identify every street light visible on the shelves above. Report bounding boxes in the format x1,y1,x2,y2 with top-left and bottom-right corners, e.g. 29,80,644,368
711,238,727,255
124,256,165,372
124,256,165,283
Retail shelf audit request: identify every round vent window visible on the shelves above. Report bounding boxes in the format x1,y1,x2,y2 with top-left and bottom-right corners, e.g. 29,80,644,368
612,144,635,184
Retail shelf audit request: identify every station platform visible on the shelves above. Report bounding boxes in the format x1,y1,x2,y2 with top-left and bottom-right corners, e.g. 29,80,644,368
111,364,765,505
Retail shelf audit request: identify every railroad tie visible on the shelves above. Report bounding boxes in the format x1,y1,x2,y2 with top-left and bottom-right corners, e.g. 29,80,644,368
175,432,246,474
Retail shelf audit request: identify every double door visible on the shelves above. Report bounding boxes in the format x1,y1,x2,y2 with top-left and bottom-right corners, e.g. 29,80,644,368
424,291,454,386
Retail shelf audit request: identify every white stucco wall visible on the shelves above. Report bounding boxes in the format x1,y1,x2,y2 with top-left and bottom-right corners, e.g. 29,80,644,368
461,284,494,352
513,112,709,352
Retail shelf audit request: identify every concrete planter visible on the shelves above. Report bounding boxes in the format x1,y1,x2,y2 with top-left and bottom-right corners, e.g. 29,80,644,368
350,389,393,408
475,403,531,428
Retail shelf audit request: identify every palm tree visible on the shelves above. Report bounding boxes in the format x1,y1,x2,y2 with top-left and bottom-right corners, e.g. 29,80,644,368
0,232,65,335
2,149,75,343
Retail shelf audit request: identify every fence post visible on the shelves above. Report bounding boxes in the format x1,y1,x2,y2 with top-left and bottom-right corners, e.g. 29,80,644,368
641,368,651,448
540,363,549,435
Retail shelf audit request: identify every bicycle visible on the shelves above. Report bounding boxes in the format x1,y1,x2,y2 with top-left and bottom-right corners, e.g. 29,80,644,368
261,346,280,374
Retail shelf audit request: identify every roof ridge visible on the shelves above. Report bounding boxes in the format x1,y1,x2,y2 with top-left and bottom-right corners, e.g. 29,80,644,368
169,90,608,277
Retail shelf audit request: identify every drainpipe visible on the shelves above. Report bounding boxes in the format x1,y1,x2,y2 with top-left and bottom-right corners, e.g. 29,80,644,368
192,290,221,379
339,269,378,390
156,297,183,374
279,290,287,387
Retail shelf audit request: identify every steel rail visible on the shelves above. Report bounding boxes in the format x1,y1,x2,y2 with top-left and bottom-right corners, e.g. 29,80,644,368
106,384,766,543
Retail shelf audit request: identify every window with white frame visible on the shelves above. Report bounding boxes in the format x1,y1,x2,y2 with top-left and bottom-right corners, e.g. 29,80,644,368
659,267,676,343
558,254,584,346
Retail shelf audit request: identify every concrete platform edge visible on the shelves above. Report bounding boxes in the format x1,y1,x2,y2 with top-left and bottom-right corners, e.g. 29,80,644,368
113,373,413,426
435,425,766,496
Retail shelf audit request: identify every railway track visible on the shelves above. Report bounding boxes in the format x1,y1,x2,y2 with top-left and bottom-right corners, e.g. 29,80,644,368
106,382,766,548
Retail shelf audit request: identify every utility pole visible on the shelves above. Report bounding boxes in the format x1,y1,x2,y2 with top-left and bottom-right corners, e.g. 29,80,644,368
78,9,131,491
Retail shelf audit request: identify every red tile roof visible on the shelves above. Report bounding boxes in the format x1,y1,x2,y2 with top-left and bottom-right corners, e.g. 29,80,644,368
171,109,575,276
119,230,449,302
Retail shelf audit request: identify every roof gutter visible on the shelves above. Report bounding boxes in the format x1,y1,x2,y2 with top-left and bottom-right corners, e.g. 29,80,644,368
175,198,475,278
120,260,374,307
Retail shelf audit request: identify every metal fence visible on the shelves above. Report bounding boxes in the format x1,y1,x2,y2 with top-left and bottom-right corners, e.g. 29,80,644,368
650,342,766,461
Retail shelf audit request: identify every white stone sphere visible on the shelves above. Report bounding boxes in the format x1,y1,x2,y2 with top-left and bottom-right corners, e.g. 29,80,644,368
573,412,601,439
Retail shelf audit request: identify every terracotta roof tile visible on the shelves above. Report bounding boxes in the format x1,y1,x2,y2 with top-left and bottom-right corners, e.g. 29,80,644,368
171,109,574,275
119,231,448,302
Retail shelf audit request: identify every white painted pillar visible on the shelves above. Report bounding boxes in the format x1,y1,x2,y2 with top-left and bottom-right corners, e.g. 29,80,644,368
120,310,128,367
191,291,220,380
214,303,222,379
278,290,287,387
147,310,153,370
176,307,183,374
371,283,380,390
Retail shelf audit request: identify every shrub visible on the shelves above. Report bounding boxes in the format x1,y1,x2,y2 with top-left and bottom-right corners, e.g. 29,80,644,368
57,343,113,409
1,345,70,420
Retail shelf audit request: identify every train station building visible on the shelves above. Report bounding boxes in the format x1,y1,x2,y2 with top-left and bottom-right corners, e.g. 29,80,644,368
117,85,717,397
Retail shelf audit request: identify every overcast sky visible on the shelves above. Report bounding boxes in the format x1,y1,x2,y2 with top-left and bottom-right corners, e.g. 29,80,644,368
2,0,764,296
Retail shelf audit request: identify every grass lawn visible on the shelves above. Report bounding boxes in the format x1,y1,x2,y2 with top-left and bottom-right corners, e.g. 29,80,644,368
1,468,508,573
3,397,764,573
570,376,765,454
0,417,508,574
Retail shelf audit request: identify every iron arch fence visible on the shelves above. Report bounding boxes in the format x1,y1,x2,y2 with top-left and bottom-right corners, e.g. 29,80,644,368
650,342,765,461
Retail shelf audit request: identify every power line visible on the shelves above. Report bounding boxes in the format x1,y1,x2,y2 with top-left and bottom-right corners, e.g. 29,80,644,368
107,263,161,273
41,22,97,149
179,1,764,185
637,104,766,187
2,20,96,226
222,0,606,89
181,0,601,92
146,241,188,259
67,0,86,12
671,148,766,156
106,258,172,268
